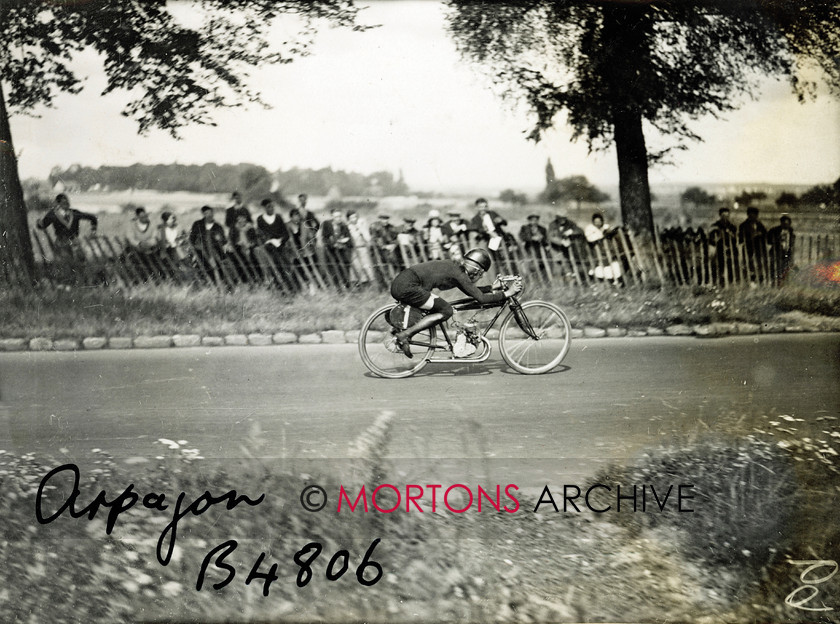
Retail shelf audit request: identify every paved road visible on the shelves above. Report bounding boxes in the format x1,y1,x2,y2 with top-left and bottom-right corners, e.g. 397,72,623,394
1,334,838,487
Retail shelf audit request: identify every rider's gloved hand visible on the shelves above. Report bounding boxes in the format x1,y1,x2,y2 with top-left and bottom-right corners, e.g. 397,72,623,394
504,278,523,298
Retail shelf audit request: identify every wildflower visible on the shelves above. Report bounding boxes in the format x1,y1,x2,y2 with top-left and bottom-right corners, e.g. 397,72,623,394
122,580,140,593
133,572,154,586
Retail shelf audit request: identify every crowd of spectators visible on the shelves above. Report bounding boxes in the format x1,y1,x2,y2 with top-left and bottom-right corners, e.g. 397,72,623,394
34,191,798,289
661,205,796,285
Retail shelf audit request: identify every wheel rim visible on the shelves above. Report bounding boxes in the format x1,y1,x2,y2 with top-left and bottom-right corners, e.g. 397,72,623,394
359,306,433,378
499,301,571,374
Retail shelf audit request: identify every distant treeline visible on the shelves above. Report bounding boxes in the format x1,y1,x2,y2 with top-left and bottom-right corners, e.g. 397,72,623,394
680,178,840,211
47,163,411,198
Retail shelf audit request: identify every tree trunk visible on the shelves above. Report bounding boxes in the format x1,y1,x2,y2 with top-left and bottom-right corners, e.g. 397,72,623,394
613,105,654,240
0,80,35,280
601,5,655,242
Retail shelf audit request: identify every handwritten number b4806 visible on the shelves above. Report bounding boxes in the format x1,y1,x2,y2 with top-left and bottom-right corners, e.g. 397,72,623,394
199,538,383,593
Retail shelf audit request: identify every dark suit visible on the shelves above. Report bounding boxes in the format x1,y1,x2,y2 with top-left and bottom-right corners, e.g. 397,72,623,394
321,219,354,286
189,219,227,280
519,223,548,254
468,210,508,243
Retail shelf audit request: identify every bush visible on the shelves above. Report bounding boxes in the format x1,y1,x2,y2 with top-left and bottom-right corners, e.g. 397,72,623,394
591,436,800,570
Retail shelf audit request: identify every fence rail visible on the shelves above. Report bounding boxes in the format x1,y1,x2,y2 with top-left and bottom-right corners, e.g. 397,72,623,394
1,226,838,293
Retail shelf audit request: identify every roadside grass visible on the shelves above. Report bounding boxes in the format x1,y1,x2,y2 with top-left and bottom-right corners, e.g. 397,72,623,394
1,428,606,624
5,402,838,623
1,284,377,339
588,407,840,622
4,277,838,340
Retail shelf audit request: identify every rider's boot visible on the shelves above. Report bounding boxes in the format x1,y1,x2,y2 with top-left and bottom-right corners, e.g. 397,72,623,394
394,312,446,358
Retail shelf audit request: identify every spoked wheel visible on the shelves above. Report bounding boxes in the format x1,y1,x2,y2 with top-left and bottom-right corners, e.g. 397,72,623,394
358,305,434,378
498,300,571,374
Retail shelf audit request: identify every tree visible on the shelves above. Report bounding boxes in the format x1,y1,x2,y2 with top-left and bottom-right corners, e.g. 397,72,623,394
545,158,556,186
540,175,609,209
238,165,274,202
800,183,838,208
775,191,799,209
734,190,768,206
445,1,840,240
499,189,528,205
680,186,717,208
1,1,366,278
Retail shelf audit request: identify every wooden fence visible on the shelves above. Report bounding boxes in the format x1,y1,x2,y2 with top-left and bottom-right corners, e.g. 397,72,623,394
1,226,838,292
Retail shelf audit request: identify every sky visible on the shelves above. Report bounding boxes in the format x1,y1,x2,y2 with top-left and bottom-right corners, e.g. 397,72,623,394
9,0,840,195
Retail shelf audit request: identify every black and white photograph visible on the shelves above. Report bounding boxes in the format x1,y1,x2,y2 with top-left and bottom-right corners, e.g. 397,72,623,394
1,1,839,622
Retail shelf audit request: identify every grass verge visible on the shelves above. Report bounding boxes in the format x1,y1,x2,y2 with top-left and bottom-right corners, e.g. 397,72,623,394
3,279,840,340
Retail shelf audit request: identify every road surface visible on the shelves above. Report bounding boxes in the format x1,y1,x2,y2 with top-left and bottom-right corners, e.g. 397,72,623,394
1,334,838,488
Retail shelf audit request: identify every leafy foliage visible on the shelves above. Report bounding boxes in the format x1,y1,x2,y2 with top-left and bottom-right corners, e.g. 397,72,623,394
540,175,609,206
0,0,367,135
47,163,411,197
498,188,528,205
735,190,768,205
681,186,717,207
445,1,840,152
775,191,799,208
799,178,840,208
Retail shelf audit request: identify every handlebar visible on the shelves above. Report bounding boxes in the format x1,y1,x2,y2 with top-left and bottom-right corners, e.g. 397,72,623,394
451,274,523,311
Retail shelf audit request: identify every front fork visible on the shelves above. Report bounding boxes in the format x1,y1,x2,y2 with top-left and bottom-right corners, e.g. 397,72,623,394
508,299,539,339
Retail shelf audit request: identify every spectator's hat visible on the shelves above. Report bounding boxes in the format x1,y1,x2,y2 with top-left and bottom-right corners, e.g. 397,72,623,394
527,214,540,221
447,209,460,217
718,206,730,215
404,216,416,223
428,209,440,219
378,214,390,220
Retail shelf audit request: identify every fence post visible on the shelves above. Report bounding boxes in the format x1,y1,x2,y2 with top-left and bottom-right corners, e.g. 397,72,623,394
566,245,584,287
642,229,666,287
616,229,641,286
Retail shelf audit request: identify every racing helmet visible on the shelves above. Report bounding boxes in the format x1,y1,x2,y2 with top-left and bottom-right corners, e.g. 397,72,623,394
463,248,492,272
